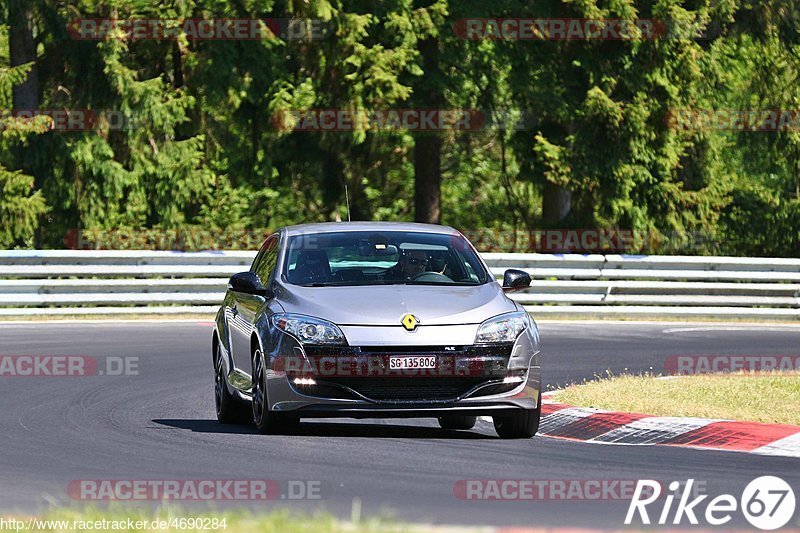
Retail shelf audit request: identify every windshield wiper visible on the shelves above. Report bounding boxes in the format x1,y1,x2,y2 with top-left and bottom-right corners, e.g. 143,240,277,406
299,280,479,287
300,280,412,287
299,281,389,287
404,281,479,286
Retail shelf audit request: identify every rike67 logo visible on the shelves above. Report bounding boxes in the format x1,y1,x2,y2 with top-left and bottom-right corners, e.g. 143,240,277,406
626,476,796,530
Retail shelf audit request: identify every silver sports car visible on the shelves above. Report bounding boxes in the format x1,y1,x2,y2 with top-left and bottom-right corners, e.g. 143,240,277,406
212,222,542,438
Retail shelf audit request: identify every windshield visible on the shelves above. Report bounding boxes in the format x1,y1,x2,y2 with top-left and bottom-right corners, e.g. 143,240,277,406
282,230,490,287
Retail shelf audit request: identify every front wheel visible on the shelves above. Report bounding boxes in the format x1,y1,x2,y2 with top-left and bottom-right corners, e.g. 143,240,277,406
252,348,299,435
493,393,541,439
214,346,251,424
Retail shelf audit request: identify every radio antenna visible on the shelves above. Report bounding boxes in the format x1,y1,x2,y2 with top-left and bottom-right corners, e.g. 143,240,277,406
345,184,352,222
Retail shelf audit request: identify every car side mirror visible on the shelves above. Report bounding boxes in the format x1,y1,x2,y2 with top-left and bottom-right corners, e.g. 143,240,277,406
228,271,272,298
502,269,532,292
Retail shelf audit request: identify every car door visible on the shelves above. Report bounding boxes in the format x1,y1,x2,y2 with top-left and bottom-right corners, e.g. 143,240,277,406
229,234,279,373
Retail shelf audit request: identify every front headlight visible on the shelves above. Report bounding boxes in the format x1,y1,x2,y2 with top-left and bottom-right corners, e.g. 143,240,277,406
475,311,530,344
272,313,347,345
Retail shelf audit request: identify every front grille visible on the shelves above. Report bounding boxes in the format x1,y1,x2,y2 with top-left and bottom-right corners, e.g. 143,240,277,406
319,376,488,402
298,344,515,402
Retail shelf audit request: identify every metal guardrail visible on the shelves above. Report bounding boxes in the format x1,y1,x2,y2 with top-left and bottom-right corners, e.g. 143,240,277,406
0,250,798,319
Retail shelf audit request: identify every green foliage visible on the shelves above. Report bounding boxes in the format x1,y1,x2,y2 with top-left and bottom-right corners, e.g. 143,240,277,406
720,175,800,257
0,167,47,247
0,63,49,248
0,1,799,254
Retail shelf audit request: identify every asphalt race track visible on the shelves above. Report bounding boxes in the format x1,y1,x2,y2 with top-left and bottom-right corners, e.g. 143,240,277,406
1,320,799,528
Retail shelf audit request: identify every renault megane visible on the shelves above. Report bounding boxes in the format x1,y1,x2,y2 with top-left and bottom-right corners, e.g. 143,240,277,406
212,222,542,438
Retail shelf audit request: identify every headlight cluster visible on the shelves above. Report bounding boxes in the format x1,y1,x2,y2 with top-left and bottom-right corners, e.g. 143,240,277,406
272,313,347,345
475,311,530,344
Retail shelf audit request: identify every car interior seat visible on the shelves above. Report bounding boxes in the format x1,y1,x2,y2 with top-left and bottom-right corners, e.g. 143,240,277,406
288,250,332,285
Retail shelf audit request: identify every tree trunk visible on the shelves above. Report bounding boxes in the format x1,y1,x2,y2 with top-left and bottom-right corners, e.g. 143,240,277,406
172,43,184,89
413,130,442,223
9,0,39,110
413,35,442,224
542,181,572,224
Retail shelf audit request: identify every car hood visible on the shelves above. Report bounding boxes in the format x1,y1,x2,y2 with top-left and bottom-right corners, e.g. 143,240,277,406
277,282,516,326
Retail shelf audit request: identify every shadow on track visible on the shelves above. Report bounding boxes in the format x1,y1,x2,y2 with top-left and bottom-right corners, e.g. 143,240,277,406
152,419,492,439
149,419,257,434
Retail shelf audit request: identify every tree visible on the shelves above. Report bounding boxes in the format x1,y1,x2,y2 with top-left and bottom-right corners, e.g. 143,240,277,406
1,0,799,256
8,0,37,110
410,0,446,223
0,62,48,247
494,0,737,251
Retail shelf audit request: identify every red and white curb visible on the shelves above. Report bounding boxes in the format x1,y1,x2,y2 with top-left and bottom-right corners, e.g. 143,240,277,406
536,392,800,458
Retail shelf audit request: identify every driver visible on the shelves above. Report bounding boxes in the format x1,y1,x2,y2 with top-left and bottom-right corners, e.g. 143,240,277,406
385,248,428,280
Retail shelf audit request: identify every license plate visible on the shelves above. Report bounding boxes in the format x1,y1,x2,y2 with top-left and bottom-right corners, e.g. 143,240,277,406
389,356,437,370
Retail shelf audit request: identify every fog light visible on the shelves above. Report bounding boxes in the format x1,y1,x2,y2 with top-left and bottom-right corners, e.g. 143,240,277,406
503,375,525,384
293,377,317,386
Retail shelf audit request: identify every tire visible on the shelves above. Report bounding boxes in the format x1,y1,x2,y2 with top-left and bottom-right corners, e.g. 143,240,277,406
214,345,251,424
438,415,477,430
493,393,541,439
252,348,300,435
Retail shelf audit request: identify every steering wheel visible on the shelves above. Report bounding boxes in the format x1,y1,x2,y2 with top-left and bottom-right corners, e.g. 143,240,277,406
411,272,453,283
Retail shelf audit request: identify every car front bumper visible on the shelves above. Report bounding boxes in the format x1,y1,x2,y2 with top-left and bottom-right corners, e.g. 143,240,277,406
262,324,542,416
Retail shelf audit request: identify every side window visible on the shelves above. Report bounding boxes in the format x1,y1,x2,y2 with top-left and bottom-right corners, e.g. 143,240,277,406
250,248,266,274
254,235,279,283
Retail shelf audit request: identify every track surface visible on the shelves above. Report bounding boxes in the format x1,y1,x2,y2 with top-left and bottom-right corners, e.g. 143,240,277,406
1,321,799,528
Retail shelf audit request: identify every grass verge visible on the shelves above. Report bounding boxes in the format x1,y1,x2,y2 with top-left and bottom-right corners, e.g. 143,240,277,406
552,371,800,425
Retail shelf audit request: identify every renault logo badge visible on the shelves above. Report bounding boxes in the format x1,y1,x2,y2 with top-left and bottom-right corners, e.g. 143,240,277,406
401,314,420,331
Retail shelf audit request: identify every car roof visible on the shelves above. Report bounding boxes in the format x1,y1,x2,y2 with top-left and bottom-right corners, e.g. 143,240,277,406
282,221,460,237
